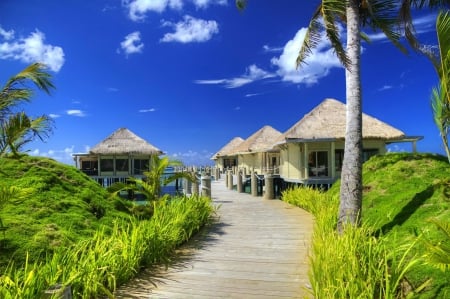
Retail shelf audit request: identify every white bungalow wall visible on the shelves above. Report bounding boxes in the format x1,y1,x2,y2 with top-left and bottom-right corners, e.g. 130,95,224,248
237,152,280,174
279,140,387,183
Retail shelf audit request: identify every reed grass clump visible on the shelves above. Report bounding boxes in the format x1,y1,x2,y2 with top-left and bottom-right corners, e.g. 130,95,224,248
0,194,213,298
282,187,421,299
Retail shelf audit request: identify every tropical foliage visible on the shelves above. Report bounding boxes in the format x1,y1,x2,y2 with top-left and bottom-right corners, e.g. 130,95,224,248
428,10,450,162
108,155,196,202
284,153,450,298
0,63,55,157
423,218,450,273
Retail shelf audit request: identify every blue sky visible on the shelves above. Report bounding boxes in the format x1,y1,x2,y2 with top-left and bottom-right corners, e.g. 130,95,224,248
0,0,444,165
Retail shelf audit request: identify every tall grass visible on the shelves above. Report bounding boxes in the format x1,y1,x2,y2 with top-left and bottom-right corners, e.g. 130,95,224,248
0,194,213,298
282,187,422,298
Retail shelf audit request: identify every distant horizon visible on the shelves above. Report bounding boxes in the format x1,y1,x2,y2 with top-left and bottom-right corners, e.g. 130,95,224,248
0,1,444,165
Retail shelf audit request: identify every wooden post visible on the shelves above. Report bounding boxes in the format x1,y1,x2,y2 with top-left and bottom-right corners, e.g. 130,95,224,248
237,170,243,193
227,170,233,190
191,173,199,195
185,177,192,195
215,167,220,180
225,168,229,188
251,171,258,197
201,175,211,198
264,174,275,200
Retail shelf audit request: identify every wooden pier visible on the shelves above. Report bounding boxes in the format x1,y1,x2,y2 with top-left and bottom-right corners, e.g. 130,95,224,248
114,177,314,298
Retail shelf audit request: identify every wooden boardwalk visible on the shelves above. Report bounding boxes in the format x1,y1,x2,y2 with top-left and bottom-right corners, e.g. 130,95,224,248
115,178,314,299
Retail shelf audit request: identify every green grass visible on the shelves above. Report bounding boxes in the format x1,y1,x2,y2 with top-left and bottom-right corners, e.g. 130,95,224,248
325,153,450,298
0,155,133,266
0,155,214,298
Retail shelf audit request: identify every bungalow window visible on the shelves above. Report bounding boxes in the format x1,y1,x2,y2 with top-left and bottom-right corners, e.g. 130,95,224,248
81,160,98,176
363,149,379,162
116,159,129,172
223,158,236,169
81,160,98,171
308,151,328,177
100,159,114,172
335,149,344,172
134,159,149,175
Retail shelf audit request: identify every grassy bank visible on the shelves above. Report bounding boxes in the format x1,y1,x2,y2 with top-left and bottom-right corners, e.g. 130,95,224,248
0,155,214,298
283,153,450,298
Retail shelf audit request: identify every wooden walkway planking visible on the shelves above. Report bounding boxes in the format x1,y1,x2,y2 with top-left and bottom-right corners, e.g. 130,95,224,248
115,178,315,299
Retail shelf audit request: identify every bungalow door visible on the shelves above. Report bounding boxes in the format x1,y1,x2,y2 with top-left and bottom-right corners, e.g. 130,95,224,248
308,151,329,177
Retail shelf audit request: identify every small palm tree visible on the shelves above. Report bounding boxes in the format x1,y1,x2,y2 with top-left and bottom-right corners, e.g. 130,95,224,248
423,218,450,272
108,155,196,202
0,63,55,157
427,10,450,162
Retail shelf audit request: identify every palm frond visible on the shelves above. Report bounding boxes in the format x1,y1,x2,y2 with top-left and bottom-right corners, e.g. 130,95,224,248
235,0,247,10
321,0,349,67
1,63,54,130
297,5,325,67
0,112,53,157
431,84,450,162
423,218,450,272
436,10,450,103
5,63,55,95
364,0,408,54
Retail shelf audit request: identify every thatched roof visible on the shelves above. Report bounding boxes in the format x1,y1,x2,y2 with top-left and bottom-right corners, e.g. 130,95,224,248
211,137,244,160
278,98,405,143
232,125,282,154
90,128,163,155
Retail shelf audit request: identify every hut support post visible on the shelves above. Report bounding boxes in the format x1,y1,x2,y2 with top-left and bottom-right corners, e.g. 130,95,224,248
237,170,243,193
264,174,274,199
251,171,258,197
201,175,211,198
227,170,233,190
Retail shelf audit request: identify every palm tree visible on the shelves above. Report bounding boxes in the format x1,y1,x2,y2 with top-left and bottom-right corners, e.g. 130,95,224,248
237,0,449,231
428,10,450,162
108,155,197,202
0,63,55,157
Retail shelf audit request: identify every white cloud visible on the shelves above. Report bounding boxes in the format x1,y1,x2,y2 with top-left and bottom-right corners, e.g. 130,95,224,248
123,0,183,21
66,110,86,117
263,44,283,53
195,64,276,88
193,0,227,8
245,93,263,97
168,149,214,165
30,146,75,165
139,108,156,112
271,27,342,85
0,27,65,72
160,15,219,43
123,0,226,21
119,31,144,56
0,27,14,40
106,87,119,92
49,113,61,118
378,85,393,91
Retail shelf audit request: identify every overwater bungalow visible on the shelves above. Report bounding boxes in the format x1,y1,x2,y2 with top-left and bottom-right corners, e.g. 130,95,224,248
211,137,244,171
72,128,163,187
232,125,283,174
276,98,422,187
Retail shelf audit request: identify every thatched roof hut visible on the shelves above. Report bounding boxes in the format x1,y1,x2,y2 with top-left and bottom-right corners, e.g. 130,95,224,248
211,137,244,160
233,125,283,154
89,128,163,155
278,98,405,143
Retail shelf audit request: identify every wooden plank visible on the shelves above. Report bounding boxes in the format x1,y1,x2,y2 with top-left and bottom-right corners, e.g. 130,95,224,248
114,178,314,298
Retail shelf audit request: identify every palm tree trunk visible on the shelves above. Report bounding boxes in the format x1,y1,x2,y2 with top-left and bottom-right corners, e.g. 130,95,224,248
338,0,363,232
